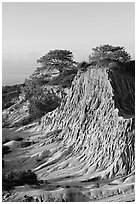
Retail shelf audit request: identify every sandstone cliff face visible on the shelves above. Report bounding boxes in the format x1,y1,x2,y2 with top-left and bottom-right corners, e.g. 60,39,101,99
34,67,135,183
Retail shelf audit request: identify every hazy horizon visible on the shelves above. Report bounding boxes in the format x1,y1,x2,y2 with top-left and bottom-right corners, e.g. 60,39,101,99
2,2,135,86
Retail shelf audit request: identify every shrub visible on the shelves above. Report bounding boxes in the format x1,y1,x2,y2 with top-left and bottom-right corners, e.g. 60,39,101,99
37,49,77,75
89,45,131,66
2,170,37,191
2,176,13,191
21,116,33,126
77,61,91,72
49,69,77,88
61,73,76,88
23,195,35,202
2,84,22,110
2,146,11,155
14,137,23,141
28,91,61,120
15,170,37,185
20,141,32,148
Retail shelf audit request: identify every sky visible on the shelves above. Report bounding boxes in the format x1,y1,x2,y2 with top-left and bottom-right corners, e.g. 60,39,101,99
2,2,135,85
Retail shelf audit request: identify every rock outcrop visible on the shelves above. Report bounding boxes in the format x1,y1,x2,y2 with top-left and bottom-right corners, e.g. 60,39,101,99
34,67,134,183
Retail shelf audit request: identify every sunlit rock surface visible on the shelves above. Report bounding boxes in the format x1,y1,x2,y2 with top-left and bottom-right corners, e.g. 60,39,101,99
35,68,134,179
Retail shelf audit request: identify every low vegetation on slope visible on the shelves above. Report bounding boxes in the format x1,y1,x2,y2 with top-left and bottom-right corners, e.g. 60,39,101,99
2,50,78,127
3,170,37,191
2,84,24,110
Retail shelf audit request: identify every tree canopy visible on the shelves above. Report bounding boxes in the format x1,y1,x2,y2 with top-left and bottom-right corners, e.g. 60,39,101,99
89,45,131,66
37,49,77,74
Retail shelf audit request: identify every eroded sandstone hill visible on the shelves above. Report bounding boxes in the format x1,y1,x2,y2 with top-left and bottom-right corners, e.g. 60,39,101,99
3,66,135,201
34,67,135,182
